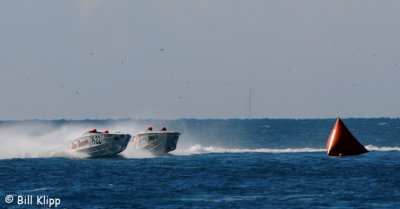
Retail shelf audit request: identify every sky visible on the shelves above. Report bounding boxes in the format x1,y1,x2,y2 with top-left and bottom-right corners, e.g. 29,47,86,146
1,0,400,120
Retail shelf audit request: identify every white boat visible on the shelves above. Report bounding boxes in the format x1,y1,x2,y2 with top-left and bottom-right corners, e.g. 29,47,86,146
132,126,180,155
68,129,131,158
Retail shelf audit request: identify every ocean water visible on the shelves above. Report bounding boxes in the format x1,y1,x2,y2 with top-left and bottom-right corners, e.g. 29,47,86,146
1,118,400,208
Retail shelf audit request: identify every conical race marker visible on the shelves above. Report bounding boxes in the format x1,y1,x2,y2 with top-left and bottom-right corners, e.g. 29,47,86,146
326,118,368,156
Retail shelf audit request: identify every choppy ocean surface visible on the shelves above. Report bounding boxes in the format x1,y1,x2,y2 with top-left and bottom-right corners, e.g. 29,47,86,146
1,118,400,208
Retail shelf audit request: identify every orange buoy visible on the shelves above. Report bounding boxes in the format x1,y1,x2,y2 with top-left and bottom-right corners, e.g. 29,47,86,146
326,118,368,156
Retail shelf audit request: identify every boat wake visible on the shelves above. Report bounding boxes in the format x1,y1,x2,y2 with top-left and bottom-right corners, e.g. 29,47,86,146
365,145,400,152
2,144,400,159
0,121,139,160
174,145,325,155
173,144,400,155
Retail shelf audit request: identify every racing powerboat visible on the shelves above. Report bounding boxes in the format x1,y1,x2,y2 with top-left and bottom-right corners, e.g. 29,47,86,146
132,126,180,155
68,129,131,158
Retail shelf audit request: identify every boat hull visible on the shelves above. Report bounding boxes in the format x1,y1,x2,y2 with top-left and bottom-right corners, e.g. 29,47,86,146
132,132,180,155
69,133,131,158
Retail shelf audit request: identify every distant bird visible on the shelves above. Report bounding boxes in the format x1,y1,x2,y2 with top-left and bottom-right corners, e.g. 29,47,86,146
160,48,165,52
121,60,124,64
75,91,79,96
178,96,183,99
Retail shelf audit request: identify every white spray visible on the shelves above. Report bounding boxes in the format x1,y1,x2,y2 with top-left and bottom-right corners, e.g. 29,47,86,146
0,121,143,159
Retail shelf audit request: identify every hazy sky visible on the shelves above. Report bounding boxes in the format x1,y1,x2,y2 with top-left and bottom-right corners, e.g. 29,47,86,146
1,1,400,120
